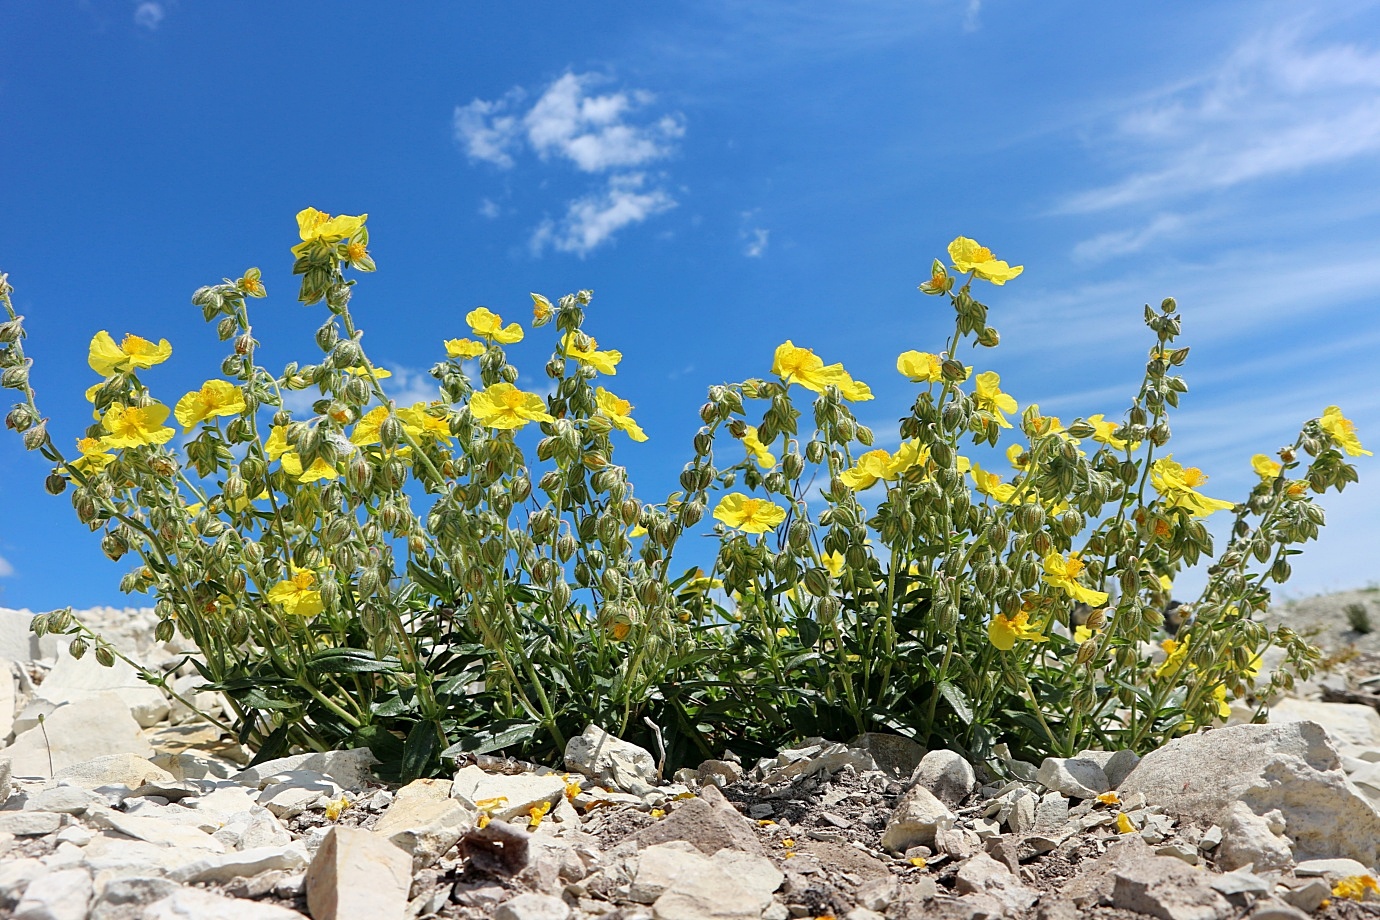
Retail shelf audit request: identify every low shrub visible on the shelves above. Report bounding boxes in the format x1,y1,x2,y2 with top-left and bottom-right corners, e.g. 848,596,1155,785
2,213,1368,781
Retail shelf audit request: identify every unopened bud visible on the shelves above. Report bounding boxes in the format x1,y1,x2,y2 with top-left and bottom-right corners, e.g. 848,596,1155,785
22,420,49,450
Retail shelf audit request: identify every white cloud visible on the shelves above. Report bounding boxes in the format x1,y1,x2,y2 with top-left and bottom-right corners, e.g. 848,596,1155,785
455,73,684,254
453,93,525,168
133,1,165,30
530,174,676,257
963,0,982,33
279,365,442,417
1062,22,1380,213
523,73,684,173
454,73,683,174
743,228,770,258
1071,213,1185,262
0,554,13,578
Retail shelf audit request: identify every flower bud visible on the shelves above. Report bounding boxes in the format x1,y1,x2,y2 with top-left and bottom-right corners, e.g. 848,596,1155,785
556,533,578,562
5,404,35,432
315,321,340,352
0,316,23,344
693,431,715,456
22,420,49,450
1,364,30,389
805,440,826,464
976,327,1000,348
1013,503,1045,533
331,339,362,368
681,500,705,527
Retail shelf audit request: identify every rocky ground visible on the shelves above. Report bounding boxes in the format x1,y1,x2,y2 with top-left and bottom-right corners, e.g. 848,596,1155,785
0,593,1378,920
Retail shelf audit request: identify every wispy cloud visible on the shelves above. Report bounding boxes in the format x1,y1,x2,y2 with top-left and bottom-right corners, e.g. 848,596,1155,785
530,174,676,257
963,0,982,33
0,554,13,578
454,72,684,254
132,1,166,30
1062,21,1380,214
478,199,501,220
1071,213,1185,262
743,228,770,258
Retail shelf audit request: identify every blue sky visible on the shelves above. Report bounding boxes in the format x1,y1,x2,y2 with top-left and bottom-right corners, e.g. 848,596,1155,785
1,0,1377,611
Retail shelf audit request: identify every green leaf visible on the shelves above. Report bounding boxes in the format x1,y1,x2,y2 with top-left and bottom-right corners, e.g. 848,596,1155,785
350,723,407,764
240,689,303,711
305,648,401,675
441,720,539,759
939,680,974,725
401,720,442,783
795,617,821,649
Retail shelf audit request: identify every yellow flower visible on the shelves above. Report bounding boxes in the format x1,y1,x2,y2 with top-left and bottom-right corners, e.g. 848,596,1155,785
840,449,894,491
919,260,953,295
1251,454,1282,480
1073,624,1097,644
562,332,622,374
1151,456,1235,517
970,462,1016,502
396,403,454,444
101,403,176,448
265,425,292,460
1116,812,1136,834
821,550,846,579
897,350,944,384
342,365,392,380
470,383,555,430
531,293,555,326
281,453,340,483
740,426,776,468
947,236,1023,285
174,380,246,432
713,493,787,534
1041,552,1109,606
1025,407,1065,437
1007,444,1029,470
1208,684,1231,720
887,441,929,478
988,610,1048,651
683,568,724,593
267,568,325,617
236,268,267,298
1320,406,1372,457
1332,875,1380,901
836,370,874,402
973,371,1017,428
595,387,648,442
292,207,366,257
88,331,172,376
466,307,523,344
70,437,115,476
445,338,486,360
324,795,349,822
528,801,552,829
771,341,845,393
1096,791,1120,806
1086,414,1135,451
1155,637,1189,679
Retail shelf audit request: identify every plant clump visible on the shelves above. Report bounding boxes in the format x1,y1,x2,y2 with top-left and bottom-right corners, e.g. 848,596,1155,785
0,218,1369,781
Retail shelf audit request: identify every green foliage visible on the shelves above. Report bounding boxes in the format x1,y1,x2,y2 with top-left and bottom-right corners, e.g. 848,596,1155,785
0,221,1363,780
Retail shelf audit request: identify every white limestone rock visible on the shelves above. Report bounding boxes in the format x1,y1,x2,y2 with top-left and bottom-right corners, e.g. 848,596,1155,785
879,783,955,852
86,804,225,852
451,765,567,821
1119,720,1380,865
0,610,59,663
167,843,309,884
954,851,1039,914
13,867,92,920
257,771,341,818
651,848,783,920
231,748,378,791
1216,802,1293,872
909,749,977,807
1268,698,1380,750
87,876,181,920
53,753,174,790
34,647,168,728
629,841,706,903
564,724,660,794
494,892,572,920
143,886,308,919
1037,756,1111,799
372,777,474,870
305,826,411,920
0,811,63,836
3,693,154,779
